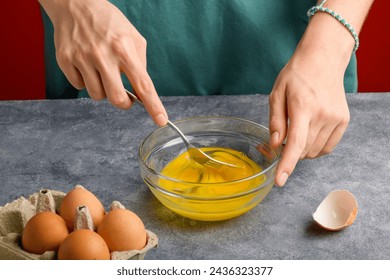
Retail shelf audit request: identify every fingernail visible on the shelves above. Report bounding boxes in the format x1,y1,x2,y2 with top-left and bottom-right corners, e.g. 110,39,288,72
277,172,289,187
155,113,168,126
271,131,279,144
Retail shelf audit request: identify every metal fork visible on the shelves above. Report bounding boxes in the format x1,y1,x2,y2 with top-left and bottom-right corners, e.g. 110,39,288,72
125,89,237,168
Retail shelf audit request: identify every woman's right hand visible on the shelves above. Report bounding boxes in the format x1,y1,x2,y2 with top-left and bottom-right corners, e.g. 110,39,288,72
38,0,168,126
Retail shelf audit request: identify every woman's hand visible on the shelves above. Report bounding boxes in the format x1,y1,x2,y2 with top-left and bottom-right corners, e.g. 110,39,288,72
39,0,167,126
269,0,374,187
269,48,350,187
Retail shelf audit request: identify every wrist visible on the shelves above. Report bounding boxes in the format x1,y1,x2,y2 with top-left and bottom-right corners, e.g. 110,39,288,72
38,0,105,28
38,0,69,24
297,12,355,72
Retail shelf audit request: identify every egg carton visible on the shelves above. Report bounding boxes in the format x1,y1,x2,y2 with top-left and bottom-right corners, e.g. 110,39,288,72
0,189,158,260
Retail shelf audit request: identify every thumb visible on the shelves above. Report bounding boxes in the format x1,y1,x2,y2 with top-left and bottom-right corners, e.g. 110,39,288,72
269,85,287,150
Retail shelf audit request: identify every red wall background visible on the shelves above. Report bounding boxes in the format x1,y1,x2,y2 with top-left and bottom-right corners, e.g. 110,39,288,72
358,0,389,92
1,1,389,101
1,1,45,100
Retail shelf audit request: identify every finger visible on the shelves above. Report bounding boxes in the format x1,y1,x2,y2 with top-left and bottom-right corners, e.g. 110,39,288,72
304,124,336,159
121,53,167,126
299,124,322,159
269,83,288,150
276,109,309,187
76,64,106,100
131,69,167,126
317,123,347,157
99,63,132,109
56,53,85,90
134,37,147,68
127,23,147,68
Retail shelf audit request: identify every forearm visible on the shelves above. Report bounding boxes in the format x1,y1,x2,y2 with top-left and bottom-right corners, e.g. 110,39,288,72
320,0,374,33
298,0,375,70
38,0,106,26
37,0,65,18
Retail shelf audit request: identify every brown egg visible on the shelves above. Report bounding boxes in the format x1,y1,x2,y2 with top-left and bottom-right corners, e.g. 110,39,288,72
97,208,147,251
58,229,110,260
22,212,69,254
59,185,105,230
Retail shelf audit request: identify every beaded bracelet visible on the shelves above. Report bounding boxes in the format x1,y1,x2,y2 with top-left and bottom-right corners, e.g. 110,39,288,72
307,0,359,52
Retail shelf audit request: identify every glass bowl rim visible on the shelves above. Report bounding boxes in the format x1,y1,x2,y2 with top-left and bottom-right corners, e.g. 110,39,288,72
138,116,281,198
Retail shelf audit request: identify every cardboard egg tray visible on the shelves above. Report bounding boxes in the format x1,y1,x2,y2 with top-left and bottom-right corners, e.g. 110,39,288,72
0,189,158,260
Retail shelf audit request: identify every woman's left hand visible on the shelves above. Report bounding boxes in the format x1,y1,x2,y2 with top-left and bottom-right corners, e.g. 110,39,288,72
269,44,350,187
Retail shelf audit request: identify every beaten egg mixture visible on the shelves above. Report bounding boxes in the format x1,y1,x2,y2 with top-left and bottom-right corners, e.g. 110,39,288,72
156,146,269,220
160,147,265,198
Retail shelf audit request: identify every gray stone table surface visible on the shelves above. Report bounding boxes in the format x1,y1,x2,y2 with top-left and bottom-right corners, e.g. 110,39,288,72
0,93,389,260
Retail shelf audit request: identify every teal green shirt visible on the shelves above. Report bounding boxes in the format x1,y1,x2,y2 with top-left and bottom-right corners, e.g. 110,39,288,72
41,0,357,99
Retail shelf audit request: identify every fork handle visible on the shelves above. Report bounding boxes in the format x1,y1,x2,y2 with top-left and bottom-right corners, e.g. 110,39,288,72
125,89,144,107
125,89,191,149
166,121,191,150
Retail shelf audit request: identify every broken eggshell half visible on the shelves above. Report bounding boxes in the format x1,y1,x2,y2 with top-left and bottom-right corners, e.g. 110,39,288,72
313,189,358,231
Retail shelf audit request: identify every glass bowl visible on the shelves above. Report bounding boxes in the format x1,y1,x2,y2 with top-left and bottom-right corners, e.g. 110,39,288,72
138,117,281,221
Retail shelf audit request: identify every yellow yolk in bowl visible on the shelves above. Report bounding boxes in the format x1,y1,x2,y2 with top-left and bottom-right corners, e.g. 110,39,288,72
160,147,265,198
156,147,268,220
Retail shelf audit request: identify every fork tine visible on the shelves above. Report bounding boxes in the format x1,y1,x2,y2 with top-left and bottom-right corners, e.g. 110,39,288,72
188,147,236,168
